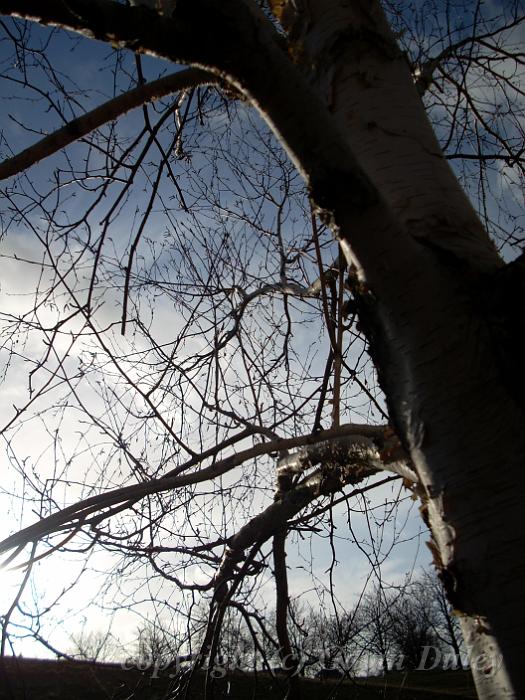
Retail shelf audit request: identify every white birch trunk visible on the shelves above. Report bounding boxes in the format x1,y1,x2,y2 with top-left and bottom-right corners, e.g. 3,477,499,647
294,2,525,697
297,1,500,271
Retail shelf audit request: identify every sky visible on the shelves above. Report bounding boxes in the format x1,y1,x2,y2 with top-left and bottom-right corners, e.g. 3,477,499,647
0,0,523,665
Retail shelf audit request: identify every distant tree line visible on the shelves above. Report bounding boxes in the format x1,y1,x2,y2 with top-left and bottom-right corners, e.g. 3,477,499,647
71,570,465,678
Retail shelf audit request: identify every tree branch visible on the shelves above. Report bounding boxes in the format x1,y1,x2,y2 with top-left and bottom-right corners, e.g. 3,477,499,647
0,1,381,209
0,423,412,560
0,67,215,181
0,0,214,66
415,14,525,96
273,529,301,698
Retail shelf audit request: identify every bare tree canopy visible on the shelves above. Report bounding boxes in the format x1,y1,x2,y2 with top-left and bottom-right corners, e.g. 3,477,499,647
0,1,523,698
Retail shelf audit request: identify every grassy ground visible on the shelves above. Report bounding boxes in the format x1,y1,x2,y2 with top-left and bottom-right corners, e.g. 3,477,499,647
0,657,477,699
356,670,476,697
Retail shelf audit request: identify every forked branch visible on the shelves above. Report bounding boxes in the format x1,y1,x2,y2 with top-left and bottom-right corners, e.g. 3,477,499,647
0,424,415,564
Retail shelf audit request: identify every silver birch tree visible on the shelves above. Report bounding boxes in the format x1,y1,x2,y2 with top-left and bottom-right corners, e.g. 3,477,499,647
0,1,523,697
